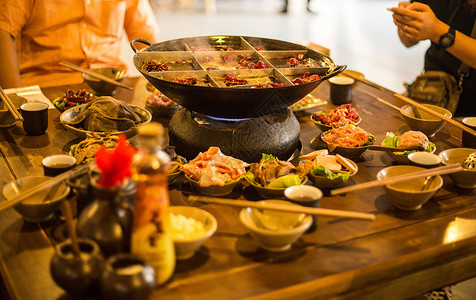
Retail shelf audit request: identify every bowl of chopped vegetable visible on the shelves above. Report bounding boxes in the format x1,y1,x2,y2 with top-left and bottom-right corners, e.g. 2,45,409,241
169,206,217,260
52,89,97,112
245,154,308,198
382,131,436,165
301,150,358,188
320,125,375,160
311,104,361,132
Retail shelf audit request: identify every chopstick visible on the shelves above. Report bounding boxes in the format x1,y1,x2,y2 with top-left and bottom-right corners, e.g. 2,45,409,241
331,163,462,196
59,61,133,91
361,89,400,111
394,93,476,137
342,70,385,91
0,162,92,213
188,195,376,221
0,86,23,121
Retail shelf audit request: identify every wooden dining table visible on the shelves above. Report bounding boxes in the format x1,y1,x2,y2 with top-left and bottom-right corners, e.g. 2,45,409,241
1,75,475,300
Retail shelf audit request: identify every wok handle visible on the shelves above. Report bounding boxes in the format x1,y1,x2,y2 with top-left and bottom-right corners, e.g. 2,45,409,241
320,65,347,81
130,38,151,53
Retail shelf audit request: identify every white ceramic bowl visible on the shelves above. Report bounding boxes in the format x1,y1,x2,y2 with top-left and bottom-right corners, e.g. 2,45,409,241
376,165,443,211
439,148,476,188
169,206,217,260
2,176,70,222
239,200,312,252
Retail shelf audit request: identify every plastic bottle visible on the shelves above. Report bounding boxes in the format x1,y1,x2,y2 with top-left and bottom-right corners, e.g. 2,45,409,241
130,122,175,285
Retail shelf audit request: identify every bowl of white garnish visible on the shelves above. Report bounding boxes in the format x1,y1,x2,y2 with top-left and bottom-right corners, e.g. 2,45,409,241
169,206,217,260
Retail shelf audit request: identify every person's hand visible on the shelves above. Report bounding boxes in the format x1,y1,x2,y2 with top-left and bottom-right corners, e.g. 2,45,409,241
390,2,447,43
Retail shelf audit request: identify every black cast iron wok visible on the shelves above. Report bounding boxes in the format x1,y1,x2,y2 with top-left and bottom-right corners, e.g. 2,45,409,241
131,36,345,118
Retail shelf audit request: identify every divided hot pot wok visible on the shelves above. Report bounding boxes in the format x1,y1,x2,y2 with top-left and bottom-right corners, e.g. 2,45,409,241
131,36,345,119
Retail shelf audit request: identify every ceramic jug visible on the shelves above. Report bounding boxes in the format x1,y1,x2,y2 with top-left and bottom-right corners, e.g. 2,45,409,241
76,179,133,257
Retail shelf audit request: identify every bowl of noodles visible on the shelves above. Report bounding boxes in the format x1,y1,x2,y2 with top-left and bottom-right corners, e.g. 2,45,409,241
320,125,375,160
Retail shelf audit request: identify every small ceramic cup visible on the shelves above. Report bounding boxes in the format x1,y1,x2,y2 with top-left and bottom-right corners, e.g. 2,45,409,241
462,117,476,148
42,155,77,177
284,185,322,232
328,76,355,105
20,101,49,135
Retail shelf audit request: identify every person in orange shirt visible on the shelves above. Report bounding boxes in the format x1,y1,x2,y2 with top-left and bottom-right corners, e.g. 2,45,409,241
0,0,160,88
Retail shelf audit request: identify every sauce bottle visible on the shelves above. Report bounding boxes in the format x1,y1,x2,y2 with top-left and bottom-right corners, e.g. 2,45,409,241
131,122,175,285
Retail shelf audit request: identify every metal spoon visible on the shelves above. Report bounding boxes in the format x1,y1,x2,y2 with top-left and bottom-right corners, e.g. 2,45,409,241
463,152,476,169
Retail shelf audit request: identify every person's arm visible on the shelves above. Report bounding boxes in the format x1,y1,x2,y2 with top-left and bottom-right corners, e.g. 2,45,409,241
390,2,476,69
0,28,22,88
123,0,160,47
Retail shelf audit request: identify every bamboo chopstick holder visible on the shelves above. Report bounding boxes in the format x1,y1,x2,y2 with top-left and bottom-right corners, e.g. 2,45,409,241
393,93,476,137
361,89,400,111
342,71,385,91
331,163,462,196
0,162,92,213
0,86,23,121
59,61,133,91
188,195,376,221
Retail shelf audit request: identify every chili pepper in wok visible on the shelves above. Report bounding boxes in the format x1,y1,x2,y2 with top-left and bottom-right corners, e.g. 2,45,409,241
173,77,199,85
225,74,248,86
146,61,171,72
292,72,320,85
253,83,285,88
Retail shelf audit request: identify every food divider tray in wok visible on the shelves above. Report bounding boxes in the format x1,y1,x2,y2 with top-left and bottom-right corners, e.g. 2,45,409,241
131,36,345,118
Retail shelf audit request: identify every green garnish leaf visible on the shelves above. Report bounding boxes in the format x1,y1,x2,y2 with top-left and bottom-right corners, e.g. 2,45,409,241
266,174,302,188
310,166,351,182
261,153,277,164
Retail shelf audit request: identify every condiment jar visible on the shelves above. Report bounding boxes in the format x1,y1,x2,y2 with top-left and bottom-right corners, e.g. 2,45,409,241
50,238,104,294
100,253,156,300
76,178,133,257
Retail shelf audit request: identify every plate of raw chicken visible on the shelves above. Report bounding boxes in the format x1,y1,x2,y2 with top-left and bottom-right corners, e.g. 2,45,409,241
181,147,249,196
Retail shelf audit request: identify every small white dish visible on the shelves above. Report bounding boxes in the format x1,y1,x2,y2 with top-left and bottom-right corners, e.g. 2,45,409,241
408,152,441,168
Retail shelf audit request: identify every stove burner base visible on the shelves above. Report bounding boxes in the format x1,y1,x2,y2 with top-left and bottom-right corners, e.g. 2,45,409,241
168,108,301,163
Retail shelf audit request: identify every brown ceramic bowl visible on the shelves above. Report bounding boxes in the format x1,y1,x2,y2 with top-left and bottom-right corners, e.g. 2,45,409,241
308,160,358,189
3,176,70,222
439,148,476,189
376,165,443,210
185,174,242,197
82,67,126,96
400,104,452,138
245,176,308,199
